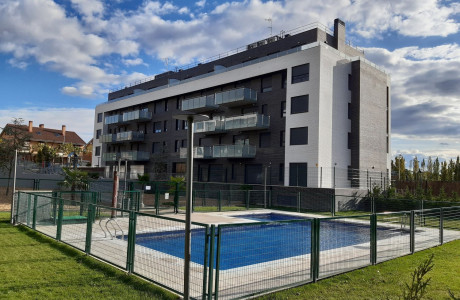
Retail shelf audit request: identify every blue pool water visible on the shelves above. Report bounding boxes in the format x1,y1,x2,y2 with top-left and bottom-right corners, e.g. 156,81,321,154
131,217,405,270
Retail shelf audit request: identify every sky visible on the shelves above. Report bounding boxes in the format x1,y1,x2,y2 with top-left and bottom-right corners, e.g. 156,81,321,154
0,0,460,164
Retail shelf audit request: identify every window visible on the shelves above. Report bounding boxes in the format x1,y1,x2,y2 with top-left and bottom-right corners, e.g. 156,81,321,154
245,164,263,184
175,119,180,130
95,146,101,156
291,63,309,84
279,163,284,182
208,164,224,182
281,72,287,89
291,95,309,114
348,74,352,91
174,140,180,152
348,132,351,149
181,139,187,148
173,162,186,174
97,113,102,123
281,101,286,118
231,164,235,180
289,163,307,186
348,103,351,119
176,98,181,110
290,127,308,145
96,129,101,139
280,130,285,147
259,132,270,148
182,120,188,130
164,99,168,111
163,120,168,132
153,121,162,133
261,76,272,92
152,142,161,154
261,104,268,115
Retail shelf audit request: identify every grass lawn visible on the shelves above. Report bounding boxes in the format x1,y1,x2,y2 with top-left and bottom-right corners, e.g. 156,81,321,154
257,240,460,300
0,211,178,300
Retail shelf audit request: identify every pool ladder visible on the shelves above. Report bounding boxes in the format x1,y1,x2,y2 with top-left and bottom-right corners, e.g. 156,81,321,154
98,218,124,240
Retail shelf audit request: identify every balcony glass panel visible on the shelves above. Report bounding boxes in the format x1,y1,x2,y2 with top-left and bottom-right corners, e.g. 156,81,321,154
105,115,122,125
194,120,225,133
116,131,144,142
182,95,217,113
101,153,119,162
120,151,150,161
224,114,270,131
179,145,256,159
100,134,115,143
215,88,257,107
122,110,152,122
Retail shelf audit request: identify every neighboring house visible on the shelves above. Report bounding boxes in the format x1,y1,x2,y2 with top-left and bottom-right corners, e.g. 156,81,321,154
93,19,391,188
1,121,86,163
81,139,93,166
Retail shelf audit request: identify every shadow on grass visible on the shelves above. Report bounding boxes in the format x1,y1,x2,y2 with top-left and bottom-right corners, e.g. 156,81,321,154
0,216,178,300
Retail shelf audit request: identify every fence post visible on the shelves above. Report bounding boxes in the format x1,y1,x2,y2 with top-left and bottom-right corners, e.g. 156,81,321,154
439,208,444,245
331,194,336,217
126,211,137,273
56,198,64,241
245,190,249,210
218,190,222,212
410,211,415,254
155,182,159,215
215,226,222,300
32,195,38,230
297,192,301,213
26,194,32,227
311,218,320,282
202,225,210,300
208,225,216,300
85,204,94,255
370,214,377,264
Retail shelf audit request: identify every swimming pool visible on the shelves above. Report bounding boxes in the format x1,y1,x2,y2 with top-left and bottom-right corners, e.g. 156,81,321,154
131,217,407,270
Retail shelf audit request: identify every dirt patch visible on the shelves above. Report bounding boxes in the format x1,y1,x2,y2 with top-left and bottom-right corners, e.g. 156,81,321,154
0,203,11,211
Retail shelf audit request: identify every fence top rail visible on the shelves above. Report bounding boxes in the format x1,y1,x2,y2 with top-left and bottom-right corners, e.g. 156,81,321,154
321,214,372,221
135,211,209,227
217,218,313,229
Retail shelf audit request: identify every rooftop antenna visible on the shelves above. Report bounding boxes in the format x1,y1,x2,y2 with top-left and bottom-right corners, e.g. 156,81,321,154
265,17,272,37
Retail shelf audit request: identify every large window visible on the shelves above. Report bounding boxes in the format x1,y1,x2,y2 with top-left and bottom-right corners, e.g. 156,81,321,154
261,76,272,92
97,113,102,123
289,163,307,187
95,146,100,156
259,132,270,148
96,129,101,139
152,142,161,153
291,63,309,84
153,121,162,133
291,95,309,114
245,164,263,184
290,127,308,145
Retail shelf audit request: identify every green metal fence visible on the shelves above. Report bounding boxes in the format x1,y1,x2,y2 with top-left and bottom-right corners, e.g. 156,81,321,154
13,191,460,300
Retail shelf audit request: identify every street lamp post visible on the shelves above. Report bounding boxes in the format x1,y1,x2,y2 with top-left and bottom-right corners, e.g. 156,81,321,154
173,112,209,300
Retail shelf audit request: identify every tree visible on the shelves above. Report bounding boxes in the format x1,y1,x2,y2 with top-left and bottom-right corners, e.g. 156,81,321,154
59,167,89,192
0,118,31,195
35,144,57,165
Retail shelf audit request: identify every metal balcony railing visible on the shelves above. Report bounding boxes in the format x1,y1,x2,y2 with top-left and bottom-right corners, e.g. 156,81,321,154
194,113,269,133
105,115,122,125
180,144,256,159
100,131,144,143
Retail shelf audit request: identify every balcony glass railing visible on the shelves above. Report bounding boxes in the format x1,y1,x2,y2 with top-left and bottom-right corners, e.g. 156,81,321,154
100,134,115,143
122,110,152,122
181,95,218,113
116,131,144,142
105,115,122,125
102,151,150,162
180,144,256,159
194,114,269,133
215,88,257,107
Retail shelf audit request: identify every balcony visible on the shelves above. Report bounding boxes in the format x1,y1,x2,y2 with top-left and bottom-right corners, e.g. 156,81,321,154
122,110,152,122
215,88,257,107
181,95,218,113
194,119,225,134
105,115,122,125
102,151,150,162
100,131,144,143
224,113,269,131
180,144,256,159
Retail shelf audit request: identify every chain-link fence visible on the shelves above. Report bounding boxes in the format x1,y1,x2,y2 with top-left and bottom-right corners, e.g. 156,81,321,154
13,191,460,300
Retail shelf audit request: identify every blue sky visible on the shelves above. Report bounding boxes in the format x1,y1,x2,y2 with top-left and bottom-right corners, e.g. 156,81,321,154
1,0,460,163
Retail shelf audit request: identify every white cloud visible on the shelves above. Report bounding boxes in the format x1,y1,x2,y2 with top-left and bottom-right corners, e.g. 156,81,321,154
195,0,206,8
122,58,147,66
0,108,95,142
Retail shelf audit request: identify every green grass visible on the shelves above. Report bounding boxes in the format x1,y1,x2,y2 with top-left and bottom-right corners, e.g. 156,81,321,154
257,240,460,300
0,212,178,300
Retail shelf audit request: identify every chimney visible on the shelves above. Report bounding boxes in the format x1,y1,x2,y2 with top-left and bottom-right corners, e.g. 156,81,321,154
62,125,66,137
39,124,44,128
334,18,346,52
28,121,33,133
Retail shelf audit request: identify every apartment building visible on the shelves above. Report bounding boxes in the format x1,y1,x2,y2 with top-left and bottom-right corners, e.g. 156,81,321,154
92,19,391,188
